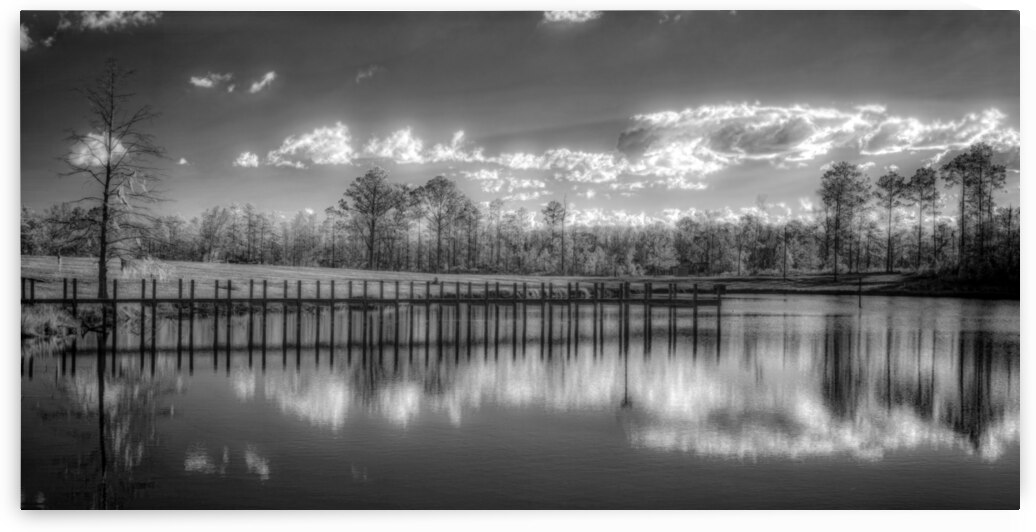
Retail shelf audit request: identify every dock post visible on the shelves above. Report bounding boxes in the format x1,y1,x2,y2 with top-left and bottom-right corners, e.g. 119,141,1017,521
281,280,288,365
249,279,255,360
692,283,699,340
152,278,158,358
63,278,68,300
547,282,554,357
211,280,220,357
715,284,723,341
315,280,321,364
669,282,675,353
226,280,233,357
177,279,184,360
188,280,195,354
379,280,385,357
330,279,336,364
574,282,580,354
296,280,302,361
395,280,401,350
111,279,118,363
71,278,79,368
438,282,445,357
644,282,651,352
30,278,35,302
347,280,354,361
139,279,146,353
262,280,268,360
512,282,519,356
483,281,490,351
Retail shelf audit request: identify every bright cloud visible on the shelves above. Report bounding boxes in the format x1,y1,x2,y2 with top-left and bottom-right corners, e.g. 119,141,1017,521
363,128,425,163
224,103,1017,201
355,65,384,84
190,72,233,89
233,152,259,168
249,71,277,94
427,131,487,164
542,11,602,24
618,103,1020,178
266,122,354,168
20,24,33,51
460,168,545,196
178,157,189,165
69,132,127,167
64,11,163,32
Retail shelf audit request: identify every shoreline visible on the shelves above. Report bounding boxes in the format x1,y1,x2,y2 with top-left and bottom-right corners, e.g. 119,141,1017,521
21,255,1019,303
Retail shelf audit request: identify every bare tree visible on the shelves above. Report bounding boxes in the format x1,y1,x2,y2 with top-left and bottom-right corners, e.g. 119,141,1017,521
61,58,164,297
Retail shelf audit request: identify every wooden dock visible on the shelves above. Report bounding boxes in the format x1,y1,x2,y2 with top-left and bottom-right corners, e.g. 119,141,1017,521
21,277,725,365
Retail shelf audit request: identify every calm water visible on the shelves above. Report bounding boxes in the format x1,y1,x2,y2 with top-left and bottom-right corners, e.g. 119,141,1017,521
21,294,1019,509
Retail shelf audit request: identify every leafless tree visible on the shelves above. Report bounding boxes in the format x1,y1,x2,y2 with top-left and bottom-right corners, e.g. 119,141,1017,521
60,58,165,297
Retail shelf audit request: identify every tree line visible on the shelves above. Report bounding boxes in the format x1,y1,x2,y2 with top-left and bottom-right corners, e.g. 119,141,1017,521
23,140,1019,283
22,59,1019,292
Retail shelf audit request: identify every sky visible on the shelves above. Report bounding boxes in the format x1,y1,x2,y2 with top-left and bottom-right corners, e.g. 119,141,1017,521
20,10,1021,226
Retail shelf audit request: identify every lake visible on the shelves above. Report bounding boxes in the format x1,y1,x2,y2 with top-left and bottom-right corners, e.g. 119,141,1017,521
21,294,1019,509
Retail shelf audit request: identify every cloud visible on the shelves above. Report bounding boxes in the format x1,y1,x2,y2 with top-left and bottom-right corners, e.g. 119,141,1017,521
20,24,33,51
249,71,277,94
69,133,127,167
62,11,162,32
427,131,486,164
178,158,189,165
542,11,602,24
190,72,233,89
460,168,545,196
362,128,425,163
618,103,1021,178
233,152,259,168
266,122,354,169
355,65,385,84
658,12,685,24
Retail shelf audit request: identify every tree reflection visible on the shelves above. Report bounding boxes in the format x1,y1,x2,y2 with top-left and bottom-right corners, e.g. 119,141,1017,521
233,300,1018,462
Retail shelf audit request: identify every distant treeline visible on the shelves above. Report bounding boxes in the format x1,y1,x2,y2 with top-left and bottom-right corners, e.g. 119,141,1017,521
21,143,1018,282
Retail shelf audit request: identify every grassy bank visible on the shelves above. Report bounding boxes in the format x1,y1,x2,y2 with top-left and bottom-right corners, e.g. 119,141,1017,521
21,255,1018,301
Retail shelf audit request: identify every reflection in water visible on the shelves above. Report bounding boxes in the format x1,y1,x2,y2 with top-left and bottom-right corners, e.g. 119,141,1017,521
22,295,1019,508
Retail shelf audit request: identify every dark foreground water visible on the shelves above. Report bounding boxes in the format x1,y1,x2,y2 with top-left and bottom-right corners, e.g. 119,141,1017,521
21,294,1018,509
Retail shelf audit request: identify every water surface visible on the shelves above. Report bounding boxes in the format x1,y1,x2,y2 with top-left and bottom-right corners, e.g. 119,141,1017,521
21,294,1019,509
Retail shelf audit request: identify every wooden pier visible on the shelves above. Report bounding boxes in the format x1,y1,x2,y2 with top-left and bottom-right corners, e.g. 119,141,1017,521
21,277,724,360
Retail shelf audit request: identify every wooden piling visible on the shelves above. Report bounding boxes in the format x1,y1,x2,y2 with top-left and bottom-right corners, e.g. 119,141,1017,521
177,279,183,357
189,280,195,353
296,280,302,359
140,279,147,352
315,280,321,362
226,280,233,354
330,280,336,354
112,279,118,356
262,280,268,356
151,278,158,356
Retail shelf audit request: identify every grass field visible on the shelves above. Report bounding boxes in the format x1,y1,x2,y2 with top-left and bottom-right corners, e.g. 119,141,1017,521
20,255,1018,301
